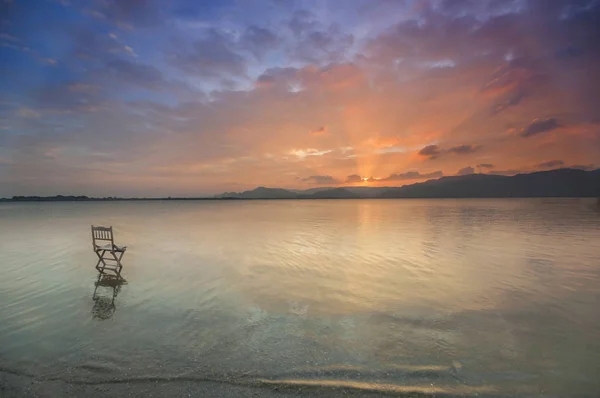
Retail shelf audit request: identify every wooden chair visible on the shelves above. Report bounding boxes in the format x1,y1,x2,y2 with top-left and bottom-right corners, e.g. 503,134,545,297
91,225,127,275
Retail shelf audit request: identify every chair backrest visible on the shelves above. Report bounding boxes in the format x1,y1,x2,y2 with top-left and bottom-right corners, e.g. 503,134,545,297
91,225,114,249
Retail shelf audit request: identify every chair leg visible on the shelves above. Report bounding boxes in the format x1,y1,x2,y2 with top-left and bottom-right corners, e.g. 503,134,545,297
95,250,108,273
94,249,125,276
110,250,126,276
95,258,103,272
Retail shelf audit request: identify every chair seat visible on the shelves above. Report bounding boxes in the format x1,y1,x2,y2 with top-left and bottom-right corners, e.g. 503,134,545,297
95,243,127,252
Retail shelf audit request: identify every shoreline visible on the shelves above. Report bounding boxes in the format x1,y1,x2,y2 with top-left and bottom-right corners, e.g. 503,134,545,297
0,369,504,397
0,370,297,398
1,196,599,203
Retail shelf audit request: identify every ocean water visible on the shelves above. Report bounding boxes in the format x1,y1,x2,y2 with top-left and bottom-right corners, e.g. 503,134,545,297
1,199,599,396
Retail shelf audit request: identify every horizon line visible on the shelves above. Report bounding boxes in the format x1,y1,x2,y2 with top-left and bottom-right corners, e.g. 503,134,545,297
2,167,598,200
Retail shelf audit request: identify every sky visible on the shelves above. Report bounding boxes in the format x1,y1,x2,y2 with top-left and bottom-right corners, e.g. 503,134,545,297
1,0,599,197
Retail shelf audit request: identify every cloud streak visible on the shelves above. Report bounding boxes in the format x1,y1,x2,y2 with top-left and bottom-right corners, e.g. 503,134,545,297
419,144,482,159
536,160,564,169
302,175,339,185
345,174,363,183
457,166,475,176
520,118,560,138
381,171,444,181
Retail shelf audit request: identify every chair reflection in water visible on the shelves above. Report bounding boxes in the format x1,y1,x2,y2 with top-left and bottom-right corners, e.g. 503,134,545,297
91,225,127,276
92,273,127,320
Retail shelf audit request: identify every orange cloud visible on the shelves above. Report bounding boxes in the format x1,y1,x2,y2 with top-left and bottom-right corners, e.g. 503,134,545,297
311,126,327,136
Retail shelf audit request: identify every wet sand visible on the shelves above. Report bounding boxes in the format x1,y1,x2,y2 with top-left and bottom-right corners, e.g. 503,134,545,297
1,369,502,398
0,371,299,398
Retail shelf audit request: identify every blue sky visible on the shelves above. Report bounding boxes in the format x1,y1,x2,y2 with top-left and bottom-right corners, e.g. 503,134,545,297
1,0,599,196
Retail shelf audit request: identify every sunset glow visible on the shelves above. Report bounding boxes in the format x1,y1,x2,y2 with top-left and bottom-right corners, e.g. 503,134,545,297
1,0,599,196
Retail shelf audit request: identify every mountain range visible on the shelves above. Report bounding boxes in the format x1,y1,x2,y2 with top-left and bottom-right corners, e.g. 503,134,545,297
216,168,600,199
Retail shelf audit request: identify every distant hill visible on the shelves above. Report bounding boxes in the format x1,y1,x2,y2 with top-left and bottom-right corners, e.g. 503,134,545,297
381,168,600,198
344,186,393,198
216,168,600,199
294,186,390,197
216,186,298,199
303,188,359,199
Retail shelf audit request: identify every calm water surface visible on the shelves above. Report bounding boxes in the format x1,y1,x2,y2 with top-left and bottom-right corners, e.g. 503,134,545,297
1,199,600,396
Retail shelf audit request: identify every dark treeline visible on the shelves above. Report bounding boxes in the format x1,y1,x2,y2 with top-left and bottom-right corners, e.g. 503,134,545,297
1,196,220,202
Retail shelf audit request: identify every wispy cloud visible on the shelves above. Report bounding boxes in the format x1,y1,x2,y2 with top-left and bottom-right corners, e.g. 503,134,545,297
419,144,482,159
346,174,363,183
288,148,333,159
520,118,560,138
457,166,475,176
302,175,339,184
381,171,444,181
311,126,327,136
536,160,564,169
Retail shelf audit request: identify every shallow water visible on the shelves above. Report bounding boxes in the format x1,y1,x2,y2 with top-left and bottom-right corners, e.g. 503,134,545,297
1,199,600,396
